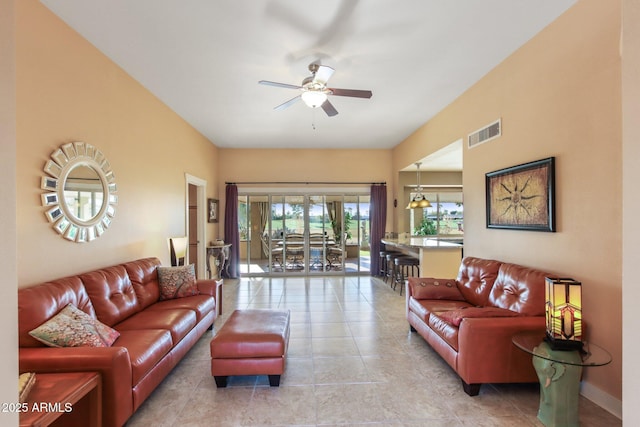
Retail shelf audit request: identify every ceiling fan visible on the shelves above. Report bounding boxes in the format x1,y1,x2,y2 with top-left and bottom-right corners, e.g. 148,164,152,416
258,63,372,117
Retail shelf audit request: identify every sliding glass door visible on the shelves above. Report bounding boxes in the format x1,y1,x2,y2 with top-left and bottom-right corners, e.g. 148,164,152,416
237,193,370,276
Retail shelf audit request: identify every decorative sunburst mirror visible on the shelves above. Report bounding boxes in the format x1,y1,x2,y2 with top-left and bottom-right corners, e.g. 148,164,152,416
41,142,117,242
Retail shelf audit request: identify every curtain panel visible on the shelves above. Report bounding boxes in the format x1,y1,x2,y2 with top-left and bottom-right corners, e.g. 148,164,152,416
223,184,240,278
369,184,387,276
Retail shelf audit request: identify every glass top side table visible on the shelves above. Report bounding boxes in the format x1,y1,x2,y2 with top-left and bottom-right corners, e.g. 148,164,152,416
512,331,611,427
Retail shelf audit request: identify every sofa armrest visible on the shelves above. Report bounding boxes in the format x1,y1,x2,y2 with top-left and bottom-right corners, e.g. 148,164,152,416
197,279,223,315
19,346,133,427
456,316,545,384
196,279,221,296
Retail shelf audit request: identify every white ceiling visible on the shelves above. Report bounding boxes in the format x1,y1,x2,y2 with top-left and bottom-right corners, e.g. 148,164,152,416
41,0,575,162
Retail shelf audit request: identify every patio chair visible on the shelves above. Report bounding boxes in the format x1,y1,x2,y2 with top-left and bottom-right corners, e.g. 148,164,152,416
262,234,283,268
326,247,343,270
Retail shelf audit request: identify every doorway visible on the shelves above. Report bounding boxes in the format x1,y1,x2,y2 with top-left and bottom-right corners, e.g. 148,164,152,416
238,193,371,276
185,174,207,279
188,184,198,269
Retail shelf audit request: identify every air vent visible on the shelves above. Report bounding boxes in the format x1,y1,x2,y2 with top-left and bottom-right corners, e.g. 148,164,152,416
468,119,501,148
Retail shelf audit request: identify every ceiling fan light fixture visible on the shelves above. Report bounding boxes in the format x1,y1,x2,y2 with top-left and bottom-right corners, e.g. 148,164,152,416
301,90,327,108
259,63,372,116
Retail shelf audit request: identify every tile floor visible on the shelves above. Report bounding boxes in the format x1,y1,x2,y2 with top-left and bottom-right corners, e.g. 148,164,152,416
126,276,620,426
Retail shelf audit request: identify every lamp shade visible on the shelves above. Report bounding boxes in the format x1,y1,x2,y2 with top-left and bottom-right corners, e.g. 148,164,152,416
417,198,432,208
169,236,188,266
544,277,583,350
406,194,432,209
301,90,327,108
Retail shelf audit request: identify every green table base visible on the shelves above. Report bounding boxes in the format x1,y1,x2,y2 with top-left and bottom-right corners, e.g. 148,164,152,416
532,341,583,427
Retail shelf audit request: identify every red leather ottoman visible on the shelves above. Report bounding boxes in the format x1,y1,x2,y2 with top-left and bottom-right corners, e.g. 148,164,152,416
210,309,290,387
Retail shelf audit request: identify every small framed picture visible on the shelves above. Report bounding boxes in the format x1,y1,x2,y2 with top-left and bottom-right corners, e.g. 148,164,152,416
208,198,219,223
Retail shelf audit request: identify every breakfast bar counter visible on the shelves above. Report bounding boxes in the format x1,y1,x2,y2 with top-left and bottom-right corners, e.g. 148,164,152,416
381,237,463,278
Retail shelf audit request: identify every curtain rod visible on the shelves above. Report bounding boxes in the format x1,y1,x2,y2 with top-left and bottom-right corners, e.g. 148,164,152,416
226,181,386,185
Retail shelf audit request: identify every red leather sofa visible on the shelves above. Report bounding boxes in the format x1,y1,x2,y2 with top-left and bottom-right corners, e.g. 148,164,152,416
18,257,222,427
406,256,549,396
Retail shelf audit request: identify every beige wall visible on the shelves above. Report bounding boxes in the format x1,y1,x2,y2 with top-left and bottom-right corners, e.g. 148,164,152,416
622,0,640,423
16,1,220,286
392,0,622,411
217,148,394,233
0,0,19,424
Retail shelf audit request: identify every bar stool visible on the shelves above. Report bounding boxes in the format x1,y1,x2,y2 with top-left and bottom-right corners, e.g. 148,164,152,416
394,256,420,295
378,249,399,278
378,251,390,278
385,252,406,285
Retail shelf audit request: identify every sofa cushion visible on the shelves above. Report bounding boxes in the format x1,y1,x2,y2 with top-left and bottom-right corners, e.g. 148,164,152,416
29,303,120,348
488,263,548,316
408,298,431,323
123,258,162,310
113,329,173,386
18,276,97,348
409,299,472,324
436,306,521,327
456,257,502,306
114,308,197,344
157,264,199,300
146,295,215,323
428,314,460,351
408,277,465,300
81,265,140,326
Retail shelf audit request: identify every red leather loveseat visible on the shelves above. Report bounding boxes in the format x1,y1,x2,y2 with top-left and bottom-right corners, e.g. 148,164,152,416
406,256,549,396
18,257,222,427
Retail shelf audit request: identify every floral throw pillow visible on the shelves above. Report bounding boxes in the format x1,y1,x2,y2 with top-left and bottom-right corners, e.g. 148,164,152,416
61,303,120,345
29,303,120,348
157,264,199,300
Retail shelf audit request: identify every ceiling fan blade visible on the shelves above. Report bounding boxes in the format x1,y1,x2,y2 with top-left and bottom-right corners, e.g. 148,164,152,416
313,65,335,85
259,80,302,90
274,95,301,111
321,99,339,117
329,88,373,99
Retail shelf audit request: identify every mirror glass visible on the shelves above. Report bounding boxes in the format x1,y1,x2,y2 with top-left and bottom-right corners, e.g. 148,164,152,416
41,142,117,242
63,165,104,222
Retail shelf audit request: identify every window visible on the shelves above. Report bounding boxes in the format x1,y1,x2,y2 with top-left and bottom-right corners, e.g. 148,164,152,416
411,190,463,236
237,192,371,276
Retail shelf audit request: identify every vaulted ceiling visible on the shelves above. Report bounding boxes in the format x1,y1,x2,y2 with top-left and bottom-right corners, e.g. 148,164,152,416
41,0,575,162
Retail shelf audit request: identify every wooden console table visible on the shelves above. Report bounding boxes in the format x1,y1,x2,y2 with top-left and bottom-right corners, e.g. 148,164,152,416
206,244,231,279
20,371,101,427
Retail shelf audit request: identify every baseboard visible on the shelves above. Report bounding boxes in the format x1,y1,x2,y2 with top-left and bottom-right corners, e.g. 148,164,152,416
580,381,622,420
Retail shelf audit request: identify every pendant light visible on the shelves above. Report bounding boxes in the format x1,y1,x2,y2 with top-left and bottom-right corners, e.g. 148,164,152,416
406,162,432,209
